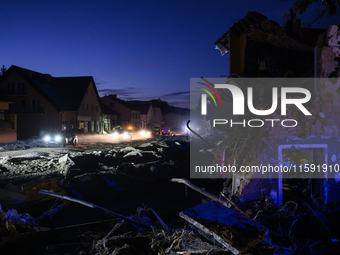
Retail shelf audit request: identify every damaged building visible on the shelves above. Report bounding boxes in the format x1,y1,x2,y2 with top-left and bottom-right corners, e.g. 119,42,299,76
210,11,340,205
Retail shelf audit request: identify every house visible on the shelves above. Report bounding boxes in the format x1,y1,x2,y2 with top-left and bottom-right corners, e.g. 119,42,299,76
101,94,141,130
210,12,340,205
0,96,17,143
100,103,120,133
128,101,155,129
214,11,326,78
0,65,103,139
153,106,162,131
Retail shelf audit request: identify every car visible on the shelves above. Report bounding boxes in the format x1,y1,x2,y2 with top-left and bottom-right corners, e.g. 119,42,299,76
161,127,172,136
171,127,188,136
139,129,152,137
111,128,133,140
43,130,78,147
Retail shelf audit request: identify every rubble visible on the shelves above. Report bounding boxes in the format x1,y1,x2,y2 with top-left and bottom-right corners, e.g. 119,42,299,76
1,135,340,254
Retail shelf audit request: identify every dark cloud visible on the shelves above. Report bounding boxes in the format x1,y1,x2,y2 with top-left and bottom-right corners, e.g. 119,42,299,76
98,87,143,97
162,91,190,97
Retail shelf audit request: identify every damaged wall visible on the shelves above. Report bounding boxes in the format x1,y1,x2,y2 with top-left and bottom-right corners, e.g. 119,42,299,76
213,21,340,205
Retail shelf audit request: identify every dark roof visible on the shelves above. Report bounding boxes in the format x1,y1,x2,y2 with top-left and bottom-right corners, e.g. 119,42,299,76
104,95,131,109
52,76,95,111
127,101,152,114
103,96,151,114
6,65,96,112
101,103,120,116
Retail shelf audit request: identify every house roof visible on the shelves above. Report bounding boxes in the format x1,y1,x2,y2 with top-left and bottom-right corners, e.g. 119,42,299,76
101,103,120,116
215,11,326,55
127,101,152,114
104,95,132,109
5,65,98,112
102,96,152,114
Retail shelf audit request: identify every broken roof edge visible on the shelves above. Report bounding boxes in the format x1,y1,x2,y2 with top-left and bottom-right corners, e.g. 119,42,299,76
214,11,327,55
215,42,229,56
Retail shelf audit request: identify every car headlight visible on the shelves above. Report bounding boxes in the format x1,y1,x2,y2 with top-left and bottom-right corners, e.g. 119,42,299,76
122,132,129,138
55,135,61,142
113,132,118,136
141,131,146,136
44,136,50,142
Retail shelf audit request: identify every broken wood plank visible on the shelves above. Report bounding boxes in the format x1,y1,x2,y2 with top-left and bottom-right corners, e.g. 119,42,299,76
39,190,152,229
148,208,170,231
179,212,239,255
171,178,245,216
172,178,284,239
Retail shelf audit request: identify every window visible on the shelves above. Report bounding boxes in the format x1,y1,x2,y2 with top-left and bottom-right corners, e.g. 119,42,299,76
18,82,26,95
20,100,26,107
87,104,89,111
7,83,14,94
91,121,94,132
91,90,94,96
95,105,98,112
32,99,41,112
91,105,94,111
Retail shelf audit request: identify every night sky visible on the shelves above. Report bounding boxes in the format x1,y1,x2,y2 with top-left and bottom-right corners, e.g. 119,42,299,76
1,0,338,108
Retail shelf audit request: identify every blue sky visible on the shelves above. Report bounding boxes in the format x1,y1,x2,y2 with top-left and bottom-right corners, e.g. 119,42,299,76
1,0,338,108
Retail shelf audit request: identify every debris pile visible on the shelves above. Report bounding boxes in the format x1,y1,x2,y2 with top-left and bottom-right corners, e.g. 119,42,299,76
1,136,340,254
